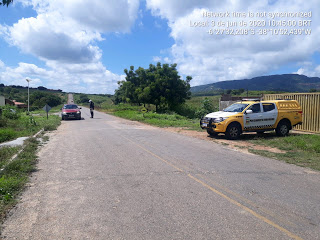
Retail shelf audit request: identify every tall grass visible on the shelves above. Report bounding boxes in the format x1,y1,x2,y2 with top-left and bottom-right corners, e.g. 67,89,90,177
113,110,199,129
0,138,39,220
249,134,320,171
0,114,61,144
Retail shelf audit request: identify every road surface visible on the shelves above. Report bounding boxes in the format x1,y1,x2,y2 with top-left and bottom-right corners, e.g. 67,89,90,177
2,107,320,239
67,93,74,104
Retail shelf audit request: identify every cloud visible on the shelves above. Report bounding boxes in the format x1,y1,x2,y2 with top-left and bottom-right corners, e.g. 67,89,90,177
0,60,124,94
147,0,320,86
0,0,139,93
19,0,139,32
152,56,162,62
295,63,320,77
5,13,102,64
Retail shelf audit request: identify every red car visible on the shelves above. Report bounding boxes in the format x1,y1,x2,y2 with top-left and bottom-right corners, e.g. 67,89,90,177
61,104,81,120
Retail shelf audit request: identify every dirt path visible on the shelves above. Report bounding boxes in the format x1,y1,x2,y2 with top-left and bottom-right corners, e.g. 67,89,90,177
163,127,286,154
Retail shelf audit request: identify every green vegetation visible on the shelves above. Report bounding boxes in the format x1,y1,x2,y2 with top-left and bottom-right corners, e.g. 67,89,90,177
114,109,199,129
73,93,113,108
115,63,192,112
0,106,61,144
29,91,63,109
0,147,20,169
0,0,13,7
98,95,219,130
248,134,320,171
0,97,61,220
0,85,66,108
0,138,39,221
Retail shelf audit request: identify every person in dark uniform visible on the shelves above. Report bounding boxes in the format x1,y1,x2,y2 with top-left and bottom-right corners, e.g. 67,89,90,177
89,99,94,118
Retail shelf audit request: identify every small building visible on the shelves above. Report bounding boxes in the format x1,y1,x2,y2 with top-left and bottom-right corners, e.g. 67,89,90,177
0,96,16,106
13,100,27,108
5,99,14,106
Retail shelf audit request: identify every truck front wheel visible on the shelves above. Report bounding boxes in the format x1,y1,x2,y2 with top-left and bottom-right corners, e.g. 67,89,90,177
225,123,241,140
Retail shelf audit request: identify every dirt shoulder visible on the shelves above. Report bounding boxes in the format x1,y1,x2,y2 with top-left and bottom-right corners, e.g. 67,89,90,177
163,127,286,154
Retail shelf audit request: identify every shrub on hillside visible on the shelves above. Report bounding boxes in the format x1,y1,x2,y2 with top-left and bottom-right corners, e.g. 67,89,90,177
195,97,217,118
29,92,62,108
0,129,17,143
0,106,20,120
172,104,197,119
0,117,8,128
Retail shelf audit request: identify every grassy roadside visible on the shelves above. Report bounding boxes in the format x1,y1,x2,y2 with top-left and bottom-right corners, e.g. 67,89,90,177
247,134,320,171
0,138,39,222
113,110,200,129
0,116,60,223
0,114,60,144
101,103,200,130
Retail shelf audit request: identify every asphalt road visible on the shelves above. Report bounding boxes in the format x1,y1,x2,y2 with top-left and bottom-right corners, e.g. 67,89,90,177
67,93,74,104
2,107,320,239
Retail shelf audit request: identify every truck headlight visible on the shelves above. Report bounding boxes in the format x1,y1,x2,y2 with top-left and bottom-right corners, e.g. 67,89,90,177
213,117,228,123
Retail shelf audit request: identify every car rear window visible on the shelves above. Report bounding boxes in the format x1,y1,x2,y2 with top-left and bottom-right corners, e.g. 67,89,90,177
263,103,275,112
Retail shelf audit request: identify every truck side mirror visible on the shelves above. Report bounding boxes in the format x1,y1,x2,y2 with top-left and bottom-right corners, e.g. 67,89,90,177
246,110,253,114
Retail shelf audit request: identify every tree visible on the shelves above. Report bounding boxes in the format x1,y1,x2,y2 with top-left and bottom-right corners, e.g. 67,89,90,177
30,92,62,108
0,0,13,6
115,63,192,112
38,86,48,91
79,94,90,103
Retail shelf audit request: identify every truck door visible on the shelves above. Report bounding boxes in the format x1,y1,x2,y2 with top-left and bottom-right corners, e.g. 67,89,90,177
244,103,263,130
261,103,277,127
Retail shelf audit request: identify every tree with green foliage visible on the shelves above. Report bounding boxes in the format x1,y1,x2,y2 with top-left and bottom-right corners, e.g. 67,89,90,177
79,94,90,103
195,97,216,118
0,0,13,6
29,92,62,109
115,63,192,112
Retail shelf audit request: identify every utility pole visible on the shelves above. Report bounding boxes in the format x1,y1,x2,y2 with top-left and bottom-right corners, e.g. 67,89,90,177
26,79,31,114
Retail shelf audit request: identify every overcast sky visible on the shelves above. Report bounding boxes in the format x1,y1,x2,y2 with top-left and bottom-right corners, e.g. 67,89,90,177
0,0,319,94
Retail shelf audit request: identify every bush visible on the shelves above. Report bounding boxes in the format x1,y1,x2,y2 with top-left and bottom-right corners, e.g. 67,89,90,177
195,97,217,118
29,92,62,108
79,94,90,103
0,129,17,143
0,117,8,128
172,104,197,119
0,106,20,120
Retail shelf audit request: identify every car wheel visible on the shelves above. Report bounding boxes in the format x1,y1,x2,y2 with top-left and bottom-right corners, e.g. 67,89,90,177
78,115,81,120
62,116,64,120
225,123,241,140
276,121,290,136
207,129,218,137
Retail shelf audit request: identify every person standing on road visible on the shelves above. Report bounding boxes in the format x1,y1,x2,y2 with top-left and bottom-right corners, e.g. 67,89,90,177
89,100,94,118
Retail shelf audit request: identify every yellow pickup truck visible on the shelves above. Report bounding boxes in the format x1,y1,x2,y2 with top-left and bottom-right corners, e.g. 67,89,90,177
200,100,303,140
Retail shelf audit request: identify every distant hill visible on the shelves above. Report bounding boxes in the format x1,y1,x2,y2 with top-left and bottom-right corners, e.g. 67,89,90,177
191,74,320,94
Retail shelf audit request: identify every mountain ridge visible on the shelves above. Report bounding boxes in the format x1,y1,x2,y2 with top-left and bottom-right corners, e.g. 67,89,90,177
191,74,320,94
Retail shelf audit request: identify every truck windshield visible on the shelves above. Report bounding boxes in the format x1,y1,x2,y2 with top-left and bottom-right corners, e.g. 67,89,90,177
224,103,248,112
